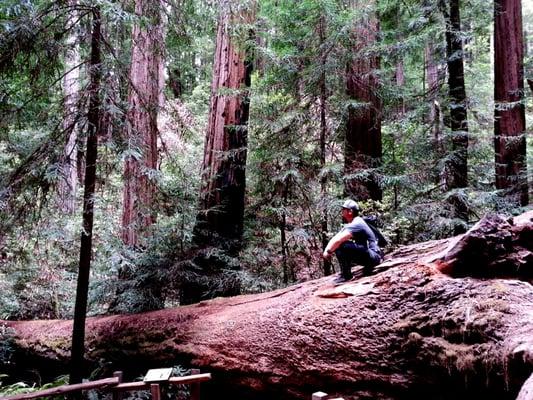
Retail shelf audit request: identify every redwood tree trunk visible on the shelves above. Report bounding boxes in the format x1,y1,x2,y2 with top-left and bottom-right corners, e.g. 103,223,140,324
69,7,102,385
57,0,80,214
444,0,469,191
121,0,164,247
425,44,441,142
280,181,289,284
395,59,406,116
426,43,444,186
494,0,529,206
344,0,382,201
318,14,331,276
193,1,254,250
169,68,182,98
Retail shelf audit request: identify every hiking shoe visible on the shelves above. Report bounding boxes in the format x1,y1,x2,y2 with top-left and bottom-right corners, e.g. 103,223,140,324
333,275,353,285
362,267,374,276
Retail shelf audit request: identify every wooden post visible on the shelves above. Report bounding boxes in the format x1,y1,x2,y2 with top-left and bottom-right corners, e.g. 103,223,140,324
150,384,161,400
112,371,123,400
312,392,328,400
190,368,201,400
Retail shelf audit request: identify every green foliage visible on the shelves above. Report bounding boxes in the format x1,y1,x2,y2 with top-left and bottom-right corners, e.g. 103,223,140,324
0,208,78,319
0,326,15,373
165,0,217,97
0,375,68,398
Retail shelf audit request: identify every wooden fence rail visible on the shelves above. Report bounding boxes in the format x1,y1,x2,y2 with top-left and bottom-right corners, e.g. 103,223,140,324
0,377,120,400
1,372,349,400
0,372,211,400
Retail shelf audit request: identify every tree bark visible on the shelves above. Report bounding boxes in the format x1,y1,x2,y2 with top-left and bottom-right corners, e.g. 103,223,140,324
121,0,164,247
4,211,532,400
344,0,382,201
169,68,183,98
425,43,445,187
444,0,469,193
254,21,266,77
494,0,529,206
193,0,254,250
280,182,289,284
440,0,469,225
425,44,441,143
395,59,406,116
318,14,331,276
432,212,533,278
57,0,80,214
69,7,102,386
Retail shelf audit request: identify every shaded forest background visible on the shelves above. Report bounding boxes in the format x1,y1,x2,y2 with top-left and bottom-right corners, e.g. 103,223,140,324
0,0,531,323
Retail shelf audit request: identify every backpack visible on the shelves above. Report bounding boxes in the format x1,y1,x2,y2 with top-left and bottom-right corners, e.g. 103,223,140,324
363,216,388,249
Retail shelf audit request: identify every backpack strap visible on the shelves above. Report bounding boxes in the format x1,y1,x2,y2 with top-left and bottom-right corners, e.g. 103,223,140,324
363,216,388,249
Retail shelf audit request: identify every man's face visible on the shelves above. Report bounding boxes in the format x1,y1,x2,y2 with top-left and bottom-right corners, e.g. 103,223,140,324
341,208,353,223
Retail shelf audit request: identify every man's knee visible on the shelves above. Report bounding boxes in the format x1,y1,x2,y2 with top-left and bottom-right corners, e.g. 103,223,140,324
334,247,347,262
335,241,355,259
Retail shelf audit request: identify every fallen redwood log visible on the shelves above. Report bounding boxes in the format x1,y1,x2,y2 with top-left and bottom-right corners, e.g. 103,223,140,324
1,211,532,400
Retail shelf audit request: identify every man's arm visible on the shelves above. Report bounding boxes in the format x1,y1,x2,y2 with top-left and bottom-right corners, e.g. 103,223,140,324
322,230,353,259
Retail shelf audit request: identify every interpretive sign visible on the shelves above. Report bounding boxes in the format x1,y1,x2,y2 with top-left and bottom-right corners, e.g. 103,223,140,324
143,368,173,383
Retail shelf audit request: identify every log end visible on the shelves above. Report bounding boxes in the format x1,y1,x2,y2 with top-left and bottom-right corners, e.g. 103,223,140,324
432,211,532,281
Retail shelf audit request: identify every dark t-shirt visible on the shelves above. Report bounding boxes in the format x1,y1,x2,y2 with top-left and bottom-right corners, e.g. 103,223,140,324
342,216,380,252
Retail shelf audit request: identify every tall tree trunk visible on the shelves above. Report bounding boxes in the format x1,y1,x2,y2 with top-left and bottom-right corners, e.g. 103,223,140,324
254,15,266,78
463,20,473,64
441,0,469,225
391,52,405,209
169,68,183,98
318,14,332,276
280,180,289,284
69,7,102,386
76,141,85,187
121,0,164,247
395,59,406,116
391,5,405,119
426,43,444,186
443,0,469,192
116,1,130,108
344,0,382,201
494,0,529,206
193,1,254,251
425,44,441,142
57,0,80,214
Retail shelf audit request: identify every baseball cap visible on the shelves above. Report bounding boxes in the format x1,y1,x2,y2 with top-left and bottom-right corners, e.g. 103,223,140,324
342,199,359,211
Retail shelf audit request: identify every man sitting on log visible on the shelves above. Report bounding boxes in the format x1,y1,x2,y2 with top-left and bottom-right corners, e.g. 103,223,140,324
322,199,383,283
